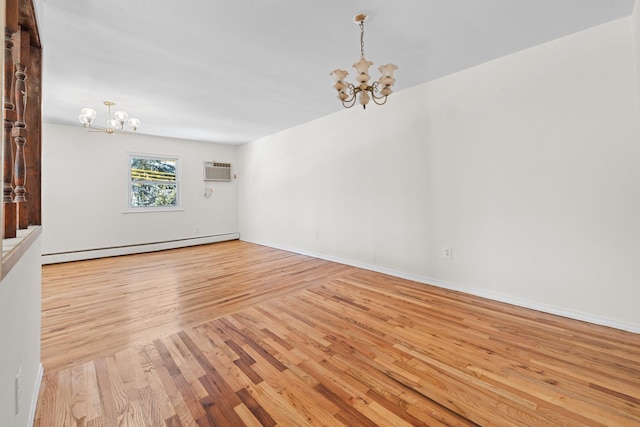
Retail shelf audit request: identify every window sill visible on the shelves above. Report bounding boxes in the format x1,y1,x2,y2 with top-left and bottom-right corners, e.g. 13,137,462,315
122,208,184,214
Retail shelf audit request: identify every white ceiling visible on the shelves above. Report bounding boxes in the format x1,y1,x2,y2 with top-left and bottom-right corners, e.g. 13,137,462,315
41,0,634,144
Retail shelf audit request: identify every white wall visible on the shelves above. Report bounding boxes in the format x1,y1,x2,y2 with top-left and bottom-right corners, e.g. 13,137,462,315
238,18,640,332
42,123,239,260
0,236,42,427
0,2,43,426
634,0,640,105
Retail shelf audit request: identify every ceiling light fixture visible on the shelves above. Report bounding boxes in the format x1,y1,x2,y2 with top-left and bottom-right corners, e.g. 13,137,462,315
330,13,398,109
78,101,141,134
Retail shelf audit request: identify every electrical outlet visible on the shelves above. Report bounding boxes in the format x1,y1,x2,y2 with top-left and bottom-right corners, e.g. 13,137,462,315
15,365,22,415
443,247,453,260
314,231,320,240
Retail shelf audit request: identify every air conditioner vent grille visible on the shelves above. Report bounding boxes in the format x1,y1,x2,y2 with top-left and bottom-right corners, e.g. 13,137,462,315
204,162,231,182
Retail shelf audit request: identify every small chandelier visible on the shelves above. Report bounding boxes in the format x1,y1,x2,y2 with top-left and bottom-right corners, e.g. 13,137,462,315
78,101,141,134
330,13,398,109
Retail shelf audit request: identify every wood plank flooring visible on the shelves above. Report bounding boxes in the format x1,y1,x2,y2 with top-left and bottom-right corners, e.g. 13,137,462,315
35,240,640,426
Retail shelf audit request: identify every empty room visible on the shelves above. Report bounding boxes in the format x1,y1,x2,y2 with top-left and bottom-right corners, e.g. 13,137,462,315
1,0,640,426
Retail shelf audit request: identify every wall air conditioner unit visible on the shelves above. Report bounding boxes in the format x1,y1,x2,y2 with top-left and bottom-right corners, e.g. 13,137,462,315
203,161,232,182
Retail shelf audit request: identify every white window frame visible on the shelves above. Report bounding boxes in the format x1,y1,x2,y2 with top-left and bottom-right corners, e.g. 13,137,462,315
127,153,181,212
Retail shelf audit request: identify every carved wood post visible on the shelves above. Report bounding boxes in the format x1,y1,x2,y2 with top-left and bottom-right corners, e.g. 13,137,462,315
3,118,15,205
3,0,41,240
13,62,28,228
4,28,14,110
25,43,41,226
3,26,17,238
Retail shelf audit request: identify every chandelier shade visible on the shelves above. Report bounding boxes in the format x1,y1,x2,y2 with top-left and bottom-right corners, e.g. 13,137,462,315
331,14,397,109
78,101,141,134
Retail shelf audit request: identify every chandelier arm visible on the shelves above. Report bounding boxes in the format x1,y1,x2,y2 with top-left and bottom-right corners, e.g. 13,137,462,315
341,94,358,108
85,123,106,132
85,121,108,132
346,82,357,97
341,100,355,109
370,91,386,100
86,127,135,135
339,83,358,108
369,82,388,104
84,123,135,135
371,95,389,106
369,81,382,98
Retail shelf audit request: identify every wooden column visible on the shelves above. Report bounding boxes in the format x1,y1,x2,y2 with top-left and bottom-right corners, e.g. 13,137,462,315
3,115,16,238
3,0,18,239
2,0,41,241
25,39,41,226
13,28,28,229
3,28,14,109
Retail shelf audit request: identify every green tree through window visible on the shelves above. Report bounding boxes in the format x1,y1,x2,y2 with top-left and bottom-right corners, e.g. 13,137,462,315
129,155,179,208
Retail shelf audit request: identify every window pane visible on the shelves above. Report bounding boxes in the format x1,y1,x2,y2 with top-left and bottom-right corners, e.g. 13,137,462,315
130,183,178,207
129,155,179,209
130,158,176,182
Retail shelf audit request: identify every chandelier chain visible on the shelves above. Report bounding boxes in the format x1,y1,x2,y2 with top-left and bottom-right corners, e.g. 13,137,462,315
360,20,365,58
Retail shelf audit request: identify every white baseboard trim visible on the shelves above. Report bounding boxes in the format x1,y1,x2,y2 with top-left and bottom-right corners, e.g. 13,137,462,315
42,233,240,265
242,238,640,334
29,363,43,427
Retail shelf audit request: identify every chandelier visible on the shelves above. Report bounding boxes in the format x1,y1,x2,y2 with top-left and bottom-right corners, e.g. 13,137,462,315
330,14,398,109
78,101,141,134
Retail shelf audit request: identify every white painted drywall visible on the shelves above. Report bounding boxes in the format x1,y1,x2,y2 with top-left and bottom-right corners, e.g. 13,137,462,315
634,0,640,105
0,235,42,427
42,124,239,257
238,18,640,332
33,0,43,26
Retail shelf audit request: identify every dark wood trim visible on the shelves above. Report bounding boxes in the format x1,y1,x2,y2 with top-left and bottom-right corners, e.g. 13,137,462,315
3,0,42,258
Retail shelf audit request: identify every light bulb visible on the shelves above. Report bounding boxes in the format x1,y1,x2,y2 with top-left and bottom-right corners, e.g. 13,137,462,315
79,107,96,123
128,117,141,130
106,118,117,130
330,69,348,82
114,110,129,124
380,87,393,97
333,81,347,91
378,76,395,86
356,73,371,83
353,58,373,75
378,63,398,77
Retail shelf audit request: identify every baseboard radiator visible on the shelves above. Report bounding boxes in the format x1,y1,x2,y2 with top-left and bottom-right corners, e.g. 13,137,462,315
41,233,240,265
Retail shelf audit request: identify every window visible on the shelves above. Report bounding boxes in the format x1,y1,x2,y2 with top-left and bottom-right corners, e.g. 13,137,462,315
129,155,179,209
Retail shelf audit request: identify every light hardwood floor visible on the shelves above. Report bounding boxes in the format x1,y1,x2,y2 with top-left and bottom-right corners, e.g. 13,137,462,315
35,240,640,426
